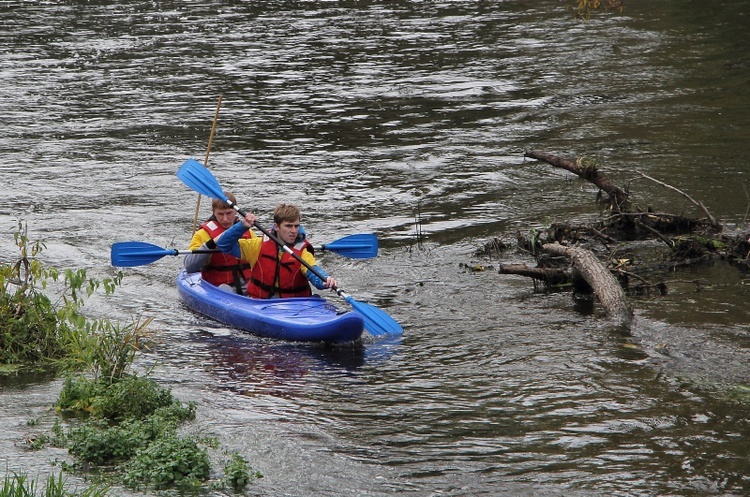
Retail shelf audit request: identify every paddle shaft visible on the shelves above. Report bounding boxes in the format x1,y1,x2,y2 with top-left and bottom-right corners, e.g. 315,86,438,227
163,246,347,256
111,235,373,268
173,249,216,255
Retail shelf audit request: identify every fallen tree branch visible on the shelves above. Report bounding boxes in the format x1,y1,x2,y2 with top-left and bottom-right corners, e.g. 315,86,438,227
634,218,674,248
489,150,749,326
525,150,630,211
543,243,633,328
497,263,568,283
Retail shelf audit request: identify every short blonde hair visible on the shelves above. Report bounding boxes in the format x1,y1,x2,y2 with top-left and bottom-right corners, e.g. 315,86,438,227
273,203,301,225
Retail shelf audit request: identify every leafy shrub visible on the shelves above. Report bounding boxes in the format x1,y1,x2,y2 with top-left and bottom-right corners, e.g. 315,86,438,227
58,374,195,422
123,435,210,490
90,375,175,422
223,452,262,491
3,223,258,493
68,418,151,465
0,222,124,368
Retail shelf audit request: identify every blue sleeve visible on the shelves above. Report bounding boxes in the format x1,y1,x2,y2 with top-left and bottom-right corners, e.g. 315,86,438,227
306,265,329,290
216,222,247,259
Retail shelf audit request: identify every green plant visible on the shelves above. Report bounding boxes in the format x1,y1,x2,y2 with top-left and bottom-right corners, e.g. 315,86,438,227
0,471,109,497
51,420,67,448
65,406,195,466
3,223,260,493
123,436,210,490
68,419,151,465
222,452,262,492
89,375,175,422
0,221,124,368
60,373,199,476
58,317,153,382
58,374,194,423
1,471,36,497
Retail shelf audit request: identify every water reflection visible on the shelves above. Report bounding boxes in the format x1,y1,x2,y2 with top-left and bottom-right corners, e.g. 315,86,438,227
188,330,402,398
0,370,58,390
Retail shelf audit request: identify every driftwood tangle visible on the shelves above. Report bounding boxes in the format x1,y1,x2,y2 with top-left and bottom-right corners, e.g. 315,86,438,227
487,151,750,330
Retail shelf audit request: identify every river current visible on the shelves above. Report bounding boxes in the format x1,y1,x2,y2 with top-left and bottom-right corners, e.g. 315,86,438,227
2,1,750,495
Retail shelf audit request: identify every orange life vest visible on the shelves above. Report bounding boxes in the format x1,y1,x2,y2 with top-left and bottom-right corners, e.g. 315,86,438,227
247,236,314,299
201,219,253,293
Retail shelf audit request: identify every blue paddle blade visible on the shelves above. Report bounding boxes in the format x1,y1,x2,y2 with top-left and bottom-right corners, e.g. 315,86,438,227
111,241,176,267
176,159,229,201
320,233,378,259
345,296,403,336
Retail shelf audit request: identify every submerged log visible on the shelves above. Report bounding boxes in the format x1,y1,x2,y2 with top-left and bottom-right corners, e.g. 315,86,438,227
543,243,633,327
497,263,569,286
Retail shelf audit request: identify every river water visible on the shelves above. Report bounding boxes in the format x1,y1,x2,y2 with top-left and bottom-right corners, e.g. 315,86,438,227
2,1,750,495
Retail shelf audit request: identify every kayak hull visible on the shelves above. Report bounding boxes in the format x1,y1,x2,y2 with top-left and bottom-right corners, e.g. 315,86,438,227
176,270,365,343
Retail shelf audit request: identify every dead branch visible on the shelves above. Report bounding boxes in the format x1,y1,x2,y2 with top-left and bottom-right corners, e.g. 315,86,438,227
497,263,569,284
525,150,630,211
634,218,674,248
543,243,633,327
635,169,721,231
487,150,750,326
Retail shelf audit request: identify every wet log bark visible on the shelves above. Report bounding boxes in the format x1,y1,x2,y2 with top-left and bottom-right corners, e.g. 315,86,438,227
525,150,631,211
497,264,569,286
543,243,633,327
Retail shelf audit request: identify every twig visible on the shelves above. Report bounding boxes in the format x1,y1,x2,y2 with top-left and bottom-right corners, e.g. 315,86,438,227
635,169,721,230
634,218,674,248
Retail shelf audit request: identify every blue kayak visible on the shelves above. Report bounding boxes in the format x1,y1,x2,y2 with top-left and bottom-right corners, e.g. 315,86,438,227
176,270,365,343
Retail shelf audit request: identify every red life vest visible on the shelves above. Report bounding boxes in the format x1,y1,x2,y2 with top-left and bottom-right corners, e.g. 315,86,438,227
200,219,254,293
247,236,314,299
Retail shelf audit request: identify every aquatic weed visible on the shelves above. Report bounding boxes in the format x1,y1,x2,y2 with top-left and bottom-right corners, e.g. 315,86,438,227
0,471,109,496
123,435,210,490
222,452,262,492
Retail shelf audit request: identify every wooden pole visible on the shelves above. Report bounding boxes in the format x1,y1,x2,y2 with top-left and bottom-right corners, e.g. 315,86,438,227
191,95,223,234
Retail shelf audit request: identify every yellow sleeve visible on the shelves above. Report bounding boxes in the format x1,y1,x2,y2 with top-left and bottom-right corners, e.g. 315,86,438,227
300,248,316,275
188,229,211,251
238,237,263,266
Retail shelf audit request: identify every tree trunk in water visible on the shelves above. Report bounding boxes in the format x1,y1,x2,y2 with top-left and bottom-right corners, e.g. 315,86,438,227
543,243,633,328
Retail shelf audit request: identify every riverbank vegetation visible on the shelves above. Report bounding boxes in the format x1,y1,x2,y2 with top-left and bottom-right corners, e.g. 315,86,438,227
1,222,260,494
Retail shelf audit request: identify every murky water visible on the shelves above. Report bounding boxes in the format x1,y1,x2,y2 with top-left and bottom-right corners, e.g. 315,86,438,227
2,1,750,495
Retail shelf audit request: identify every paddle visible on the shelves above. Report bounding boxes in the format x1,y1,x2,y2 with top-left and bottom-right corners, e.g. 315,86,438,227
111,233,377,267
176,158,402,336
315,233,377,259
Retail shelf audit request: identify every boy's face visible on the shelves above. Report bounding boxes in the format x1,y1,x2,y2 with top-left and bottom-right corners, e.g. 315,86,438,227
214,207,236,229
275,218,300,245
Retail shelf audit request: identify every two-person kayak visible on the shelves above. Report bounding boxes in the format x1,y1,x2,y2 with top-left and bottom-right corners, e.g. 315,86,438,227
176,269,365,343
